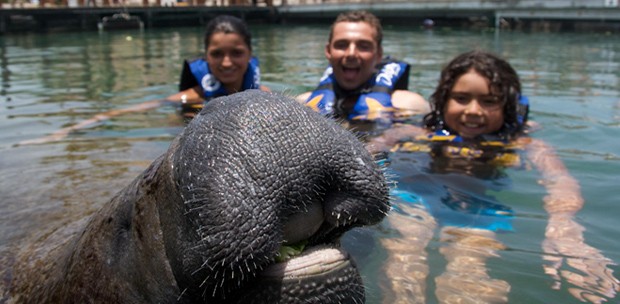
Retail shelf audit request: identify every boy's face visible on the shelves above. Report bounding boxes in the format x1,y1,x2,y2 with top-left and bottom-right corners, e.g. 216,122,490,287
325,21,383,91
443,69,505,139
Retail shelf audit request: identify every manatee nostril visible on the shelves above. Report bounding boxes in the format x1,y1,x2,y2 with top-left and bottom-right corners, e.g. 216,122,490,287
282,200,324,245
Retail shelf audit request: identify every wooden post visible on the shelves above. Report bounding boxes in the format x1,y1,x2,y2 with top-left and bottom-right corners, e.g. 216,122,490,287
0,15,6,34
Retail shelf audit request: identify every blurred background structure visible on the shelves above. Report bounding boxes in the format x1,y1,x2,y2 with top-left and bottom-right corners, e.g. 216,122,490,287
1,0,619,33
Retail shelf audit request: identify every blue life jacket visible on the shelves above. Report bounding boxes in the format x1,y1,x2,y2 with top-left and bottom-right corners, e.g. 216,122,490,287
183,56,261,99
305,59,410,121
515,94,529,128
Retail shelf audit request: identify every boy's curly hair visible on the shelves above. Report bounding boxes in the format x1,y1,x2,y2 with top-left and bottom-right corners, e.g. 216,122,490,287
424,50,527,139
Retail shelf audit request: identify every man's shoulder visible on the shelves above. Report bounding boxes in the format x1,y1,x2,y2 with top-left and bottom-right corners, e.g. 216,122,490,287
391,90,431,115
295,91,312,104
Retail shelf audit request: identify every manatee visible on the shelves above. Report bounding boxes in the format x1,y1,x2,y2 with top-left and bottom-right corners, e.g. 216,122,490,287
7,90,389,303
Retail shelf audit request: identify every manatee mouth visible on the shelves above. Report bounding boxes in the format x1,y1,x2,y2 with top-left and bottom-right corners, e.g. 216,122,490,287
246,245,364,304
262,245,352,281
246,202,363,303
270,198,354,280
281,199,324,246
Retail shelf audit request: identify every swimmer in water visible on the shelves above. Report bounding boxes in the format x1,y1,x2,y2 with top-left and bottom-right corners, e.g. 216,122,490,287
370,50,619,303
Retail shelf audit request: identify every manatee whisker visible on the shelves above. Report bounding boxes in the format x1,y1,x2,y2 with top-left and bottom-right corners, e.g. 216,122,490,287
185,186,210,192
183,196,209,205
198,258,215,272
176,288,188,302
244,260,251,272
199,275,211,288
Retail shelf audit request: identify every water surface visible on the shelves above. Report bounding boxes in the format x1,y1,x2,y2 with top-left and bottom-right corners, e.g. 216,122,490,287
1,25,619,303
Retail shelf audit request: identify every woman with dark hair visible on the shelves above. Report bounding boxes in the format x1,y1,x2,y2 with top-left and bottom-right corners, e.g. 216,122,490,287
169,15,269,117
22,15,269,144
370,50,618,303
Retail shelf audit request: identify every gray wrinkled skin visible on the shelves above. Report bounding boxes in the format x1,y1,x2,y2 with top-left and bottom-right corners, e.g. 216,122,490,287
8,90,389,303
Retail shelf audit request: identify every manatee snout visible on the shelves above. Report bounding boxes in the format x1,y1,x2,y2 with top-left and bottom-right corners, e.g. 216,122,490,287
172,90,389,301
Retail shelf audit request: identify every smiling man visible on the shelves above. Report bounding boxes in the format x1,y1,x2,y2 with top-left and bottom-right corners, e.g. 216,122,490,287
297,10,430,120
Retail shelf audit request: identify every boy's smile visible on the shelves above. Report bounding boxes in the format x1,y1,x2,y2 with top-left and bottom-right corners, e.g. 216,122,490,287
443,69,504,139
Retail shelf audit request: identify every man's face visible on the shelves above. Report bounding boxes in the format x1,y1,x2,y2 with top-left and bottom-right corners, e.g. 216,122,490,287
325,21,383,91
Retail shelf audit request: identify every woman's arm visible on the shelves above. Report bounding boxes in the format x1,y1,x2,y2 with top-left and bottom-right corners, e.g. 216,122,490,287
19,86,203,145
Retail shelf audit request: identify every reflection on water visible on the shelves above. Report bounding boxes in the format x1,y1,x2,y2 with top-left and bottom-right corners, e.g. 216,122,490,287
374,137,619,303
1,26,619,303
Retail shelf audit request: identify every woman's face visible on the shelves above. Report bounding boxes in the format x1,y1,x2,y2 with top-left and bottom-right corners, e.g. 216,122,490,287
206,32,251,92
443,69,505,139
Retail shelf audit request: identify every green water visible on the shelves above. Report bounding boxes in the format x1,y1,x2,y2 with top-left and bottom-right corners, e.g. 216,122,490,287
1,25,619,303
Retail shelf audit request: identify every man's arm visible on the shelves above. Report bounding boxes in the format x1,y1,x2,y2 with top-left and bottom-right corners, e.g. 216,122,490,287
365,123,426,154
391,90,431,115
295,91,311,104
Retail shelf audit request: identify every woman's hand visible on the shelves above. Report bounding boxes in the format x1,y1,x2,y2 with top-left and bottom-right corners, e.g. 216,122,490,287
18,99,164,146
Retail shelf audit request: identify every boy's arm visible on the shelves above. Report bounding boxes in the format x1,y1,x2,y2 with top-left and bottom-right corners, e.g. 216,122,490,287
525,137,583,215
524,137,619,302
365,123,426,154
